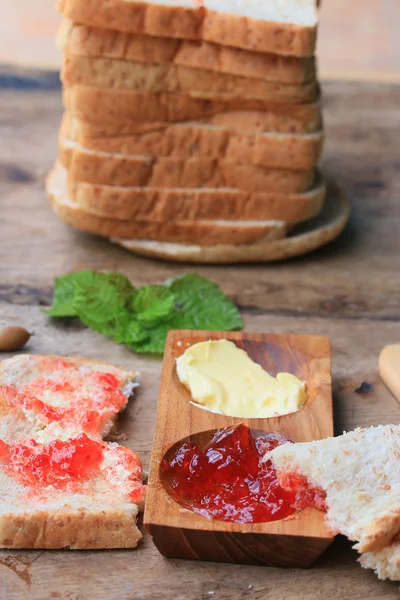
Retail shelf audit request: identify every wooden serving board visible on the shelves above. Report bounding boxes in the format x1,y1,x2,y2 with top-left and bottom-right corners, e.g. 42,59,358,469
144,330,333,567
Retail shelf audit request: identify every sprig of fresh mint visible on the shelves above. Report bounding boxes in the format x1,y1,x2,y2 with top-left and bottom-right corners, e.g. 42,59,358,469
43,271,243,354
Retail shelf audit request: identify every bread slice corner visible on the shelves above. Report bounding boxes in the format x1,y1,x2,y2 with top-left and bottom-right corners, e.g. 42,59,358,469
265,425,400,555
0,441,144,549
359,542,400,581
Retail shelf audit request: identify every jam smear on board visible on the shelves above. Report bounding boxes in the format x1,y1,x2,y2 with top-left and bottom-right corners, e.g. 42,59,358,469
161,424,326,523
0,357,128,435
0,434,104,488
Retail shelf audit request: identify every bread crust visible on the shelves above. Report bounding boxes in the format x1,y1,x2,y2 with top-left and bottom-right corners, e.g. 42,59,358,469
60,137,316,193
113,183,350,264
50,192,287,245
52,158,325,225
64,170,324,224
57,0,317,57
46,177,347,267
0,508,142,549
62,55,318,104
67,104,322,137
360,542,400,581
0,355,143,549
61,111,323,171
47,164,290,244
63,85,322,132
59,20,316,84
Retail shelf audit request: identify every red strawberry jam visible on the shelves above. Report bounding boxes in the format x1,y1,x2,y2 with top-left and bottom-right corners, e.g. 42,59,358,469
0,434,104,488
161,424,325,524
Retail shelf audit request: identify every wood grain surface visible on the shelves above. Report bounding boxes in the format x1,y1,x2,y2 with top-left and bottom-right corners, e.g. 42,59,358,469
145,330,333,567
0,76,400,598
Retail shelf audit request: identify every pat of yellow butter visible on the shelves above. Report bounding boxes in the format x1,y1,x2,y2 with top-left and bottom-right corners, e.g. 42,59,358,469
176,339,307,418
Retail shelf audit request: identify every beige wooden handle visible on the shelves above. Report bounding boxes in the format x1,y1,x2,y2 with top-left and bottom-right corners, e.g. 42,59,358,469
379,345,400,402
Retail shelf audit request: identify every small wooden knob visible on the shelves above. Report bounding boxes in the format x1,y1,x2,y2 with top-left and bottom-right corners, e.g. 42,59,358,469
379,345,400,402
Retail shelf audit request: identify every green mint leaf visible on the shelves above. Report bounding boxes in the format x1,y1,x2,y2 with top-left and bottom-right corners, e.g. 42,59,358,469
105,272,135,300
72,271,134,336
132,285,175,325
46,270,243,354
127,323,171,354
129,274,242,352
44,270,134,318
43,271,88,317
166,273,243,331
113,319,149,345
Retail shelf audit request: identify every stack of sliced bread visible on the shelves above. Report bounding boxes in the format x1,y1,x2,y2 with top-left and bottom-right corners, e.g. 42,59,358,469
47,0,325,254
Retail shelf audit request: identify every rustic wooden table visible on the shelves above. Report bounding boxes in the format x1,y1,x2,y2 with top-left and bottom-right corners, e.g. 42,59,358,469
0,73,400,599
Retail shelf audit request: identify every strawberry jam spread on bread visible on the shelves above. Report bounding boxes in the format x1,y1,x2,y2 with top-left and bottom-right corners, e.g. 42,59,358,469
0,434,104,487
0,355,137,443
0,354,144,549
265,425,400,581
0,434,144,501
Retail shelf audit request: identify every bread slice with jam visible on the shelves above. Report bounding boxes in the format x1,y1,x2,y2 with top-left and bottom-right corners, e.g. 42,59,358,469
0,354,144,549
0,434,144,548
264,425,400,580
0,354,138,443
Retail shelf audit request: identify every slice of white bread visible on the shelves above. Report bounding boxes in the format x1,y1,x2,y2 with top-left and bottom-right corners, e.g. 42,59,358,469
62,55,318,104
67,104,322,137
59,20,316,84
264,425,400,556
113,183,350,263
47,164,288,244
359,542,400,581
57,0,318,57
61,113,323,171
63,86,322,133
60,137,316,193
55,162,325,224
0,438,144,548
0,354,138,444
0,354,144,549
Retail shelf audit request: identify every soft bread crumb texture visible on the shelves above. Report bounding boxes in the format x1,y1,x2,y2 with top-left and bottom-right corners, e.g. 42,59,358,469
0,354,137,443
265,425,400,555
129,0,317,24
0,354,144,549
359,541,400,581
